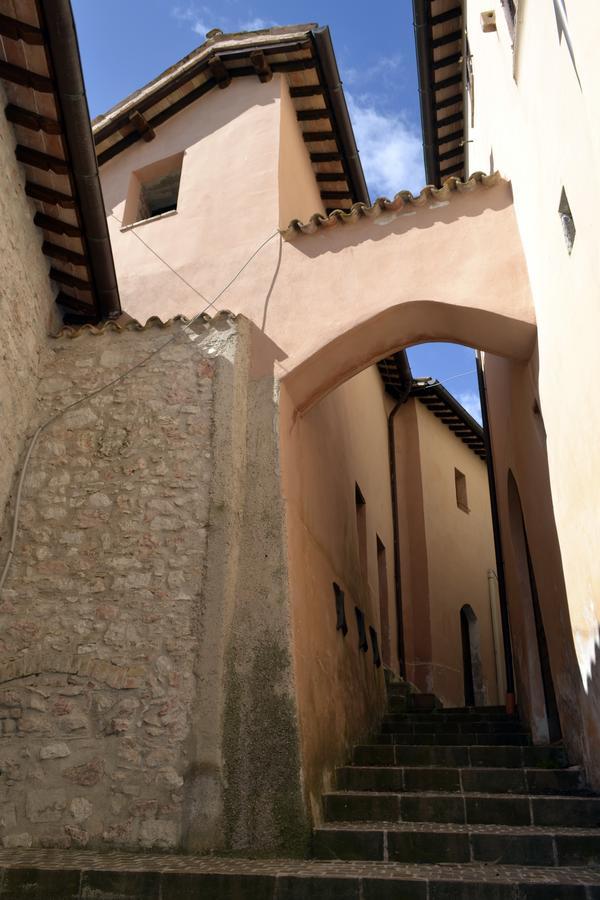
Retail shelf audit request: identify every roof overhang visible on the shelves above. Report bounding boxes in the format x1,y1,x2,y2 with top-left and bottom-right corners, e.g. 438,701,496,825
413,0,466,186
0,0,121,321
412,379,486,460
92,24,370,212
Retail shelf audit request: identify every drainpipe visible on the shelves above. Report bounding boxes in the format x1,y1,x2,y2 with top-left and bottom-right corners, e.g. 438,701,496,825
387,351,413,679
37,0,121,319
476,352,516,713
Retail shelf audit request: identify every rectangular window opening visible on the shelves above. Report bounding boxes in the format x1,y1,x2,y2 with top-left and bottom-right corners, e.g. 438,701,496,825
333,582,348,636
355,607,368,653
369,626,382,668
123,152,184,227
455,468,469,513
558,187,576,254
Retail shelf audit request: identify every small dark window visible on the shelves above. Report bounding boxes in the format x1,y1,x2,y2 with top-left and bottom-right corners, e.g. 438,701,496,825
455,468,469,513
123,152,184,226
138,169,181,220
369,626,382,668
355,607,368,652
558,188,576,254
333,583,348,636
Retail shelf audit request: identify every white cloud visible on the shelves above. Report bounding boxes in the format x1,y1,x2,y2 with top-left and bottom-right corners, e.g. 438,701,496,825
344,54,403,87
456,390,482,423
172,5,276,37
237,17,276,32
346,93,425,198
172,5,213,37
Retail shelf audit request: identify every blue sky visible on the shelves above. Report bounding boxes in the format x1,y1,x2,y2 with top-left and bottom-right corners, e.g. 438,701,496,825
72,0,480,420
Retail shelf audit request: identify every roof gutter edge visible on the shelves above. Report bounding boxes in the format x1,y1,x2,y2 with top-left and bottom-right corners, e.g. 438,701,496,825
37,0,121,319
412,0,439,187
311,26,370,205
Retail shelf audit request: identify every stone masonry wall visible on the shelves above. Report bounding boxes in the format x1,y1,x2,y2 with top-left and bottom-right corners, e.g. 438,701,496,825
0,317,228,851
0,85,60,532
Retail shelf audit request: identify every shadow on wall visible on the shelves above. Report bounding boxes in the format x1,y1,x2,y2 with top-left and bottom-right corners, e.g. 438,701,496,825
286,178,513,260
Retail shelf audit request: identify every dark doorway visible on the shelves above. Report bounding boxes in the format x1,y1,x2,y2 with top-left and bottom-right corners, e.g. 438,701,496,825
508,472,562,742
461,606,475,706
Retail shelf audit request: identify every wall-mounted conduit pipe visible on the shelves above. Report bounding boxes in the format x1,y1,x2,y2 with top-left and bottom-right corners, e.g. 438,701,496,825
476,351,516,712
387,350,413,678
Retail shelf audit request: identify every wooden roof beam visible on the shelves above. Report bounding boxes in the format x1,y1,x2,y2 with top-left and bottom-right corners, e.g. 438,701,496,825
49,267,91,291
249,49,272,83
297,109,330,121
0,12,44,45
289,85,325,98
4,103,61,134
0,59,53,93
310,151,342,163
303,130,335,143
42,241,87,267
128,109,155,142
435,93,463,112
320,190,352,200
55,292,95,314
208,54,231,89
316,172,346,182
432,30,463,49
34,212,81,238
438,129,464,147
431,7,462,27
16,145,68,175
25,181,76,208
432,52,463,71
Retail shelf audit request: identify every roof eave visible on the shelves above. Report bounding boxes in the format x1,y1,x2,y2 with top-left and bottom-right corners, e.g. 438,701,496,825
38,0,121,319
413,0,440,186
310,26,370,205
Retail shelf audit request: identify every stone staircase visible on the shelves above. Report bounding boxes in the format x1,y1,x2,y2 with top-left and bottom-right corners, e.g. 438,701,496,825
2,682,600,897
312,680,600,896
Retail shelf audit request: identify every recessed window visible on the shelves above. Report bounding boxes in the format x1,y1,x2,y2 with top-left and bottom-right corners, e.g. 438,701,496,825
333,582,348,637
355,607,368,653
123,152,183,226
558,188,576,254
455,468,469,513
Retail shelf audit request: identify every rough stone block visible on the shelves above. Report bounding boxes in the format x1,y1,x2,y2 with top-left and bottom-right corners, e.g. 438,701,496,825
26,789,67,823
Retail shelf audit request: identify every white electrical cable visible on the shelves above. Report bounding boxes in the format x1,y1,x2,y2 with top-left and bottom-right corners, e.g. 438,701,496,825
0,229,280,595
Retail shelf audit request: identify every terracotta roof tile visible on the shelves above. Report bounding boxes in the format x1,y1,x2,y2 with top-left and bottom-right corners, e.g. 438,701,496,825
281,171,501,240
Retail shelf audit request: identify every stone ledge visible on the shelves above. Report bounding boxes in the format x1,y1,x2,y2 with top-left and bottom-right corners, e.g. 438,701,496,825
0,650,146,690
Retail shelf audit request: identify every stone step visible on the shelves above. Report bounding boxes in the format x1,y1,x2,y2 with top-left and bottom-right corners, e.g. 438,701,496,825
374,730,531,746
336,765,586,795
323,790,600,827
2,850,600,900
380,719,524,734
352,743,570,769
313,821,600,866
389,693,441,713
383,712,519,726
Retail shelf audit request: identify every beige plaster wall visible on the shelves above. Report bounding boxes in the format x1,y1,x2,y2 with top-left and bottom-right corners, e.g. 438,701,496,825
414,399,498,708
466,2,600,778
99,76,283,321
0,86,59,535
278,77,324,227
281,366,395,821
